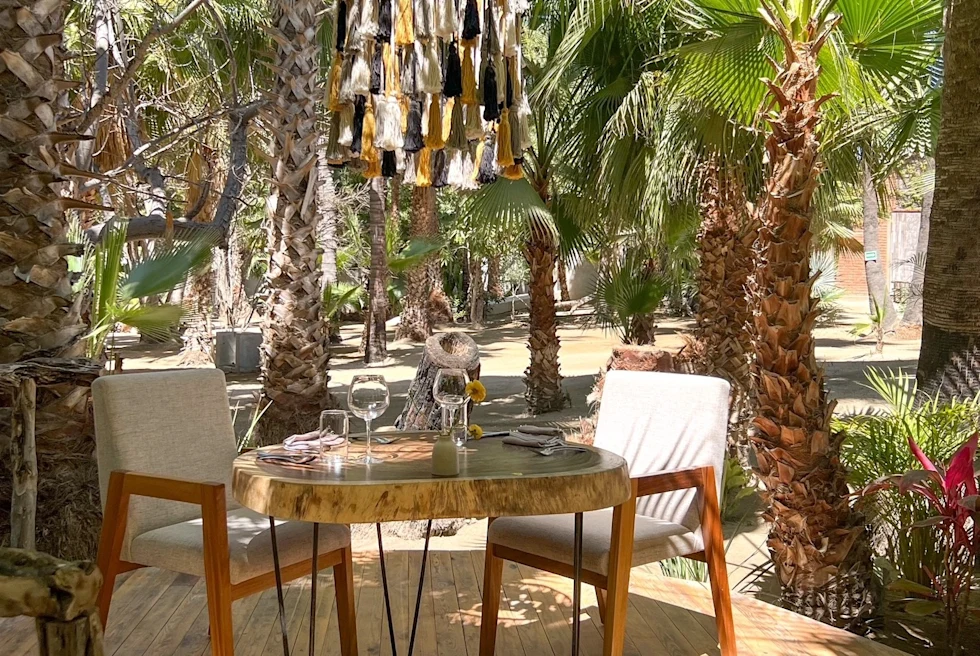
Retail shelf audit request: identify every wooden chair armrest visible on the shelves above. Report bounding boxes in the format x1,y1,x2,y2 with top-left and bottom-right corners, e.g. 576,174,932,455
634,466,707,498
113,470,225,505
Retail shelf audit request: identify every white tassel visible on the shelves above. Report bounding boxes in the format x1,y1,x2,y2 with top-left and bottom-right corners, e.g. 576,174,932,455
501,9,518,57
518,95,532,150
464,103,483,141
459,146,477,190
447,148,465,187
360,0,379,38
395,147,407,173
402,151,417,185
338,104,355,146
346,0,363,47
419,40,442,94
434,0,456,39
415,0,434,39
374,95,404,150
495,50,506,105
352,44,372,96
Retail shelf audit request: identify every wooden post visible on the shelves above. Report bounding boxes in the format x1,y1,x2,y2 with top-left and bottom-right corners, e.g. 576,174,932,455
395,332,480,430
10,378,37,551
0,548,104,656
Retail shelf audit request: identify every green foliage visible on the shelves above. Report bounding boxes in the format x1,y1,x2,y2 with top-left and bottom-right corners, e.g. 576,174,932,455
591,253,668,343
836,368,980,585
721,456,756,522
322,282,366,319
659,556,708,582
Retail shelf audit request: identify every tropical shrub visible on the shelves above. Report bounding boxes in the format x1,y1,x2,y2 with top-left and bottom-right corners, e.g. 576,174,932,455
837,369,980,587
591,254,669,344
859,434,979,655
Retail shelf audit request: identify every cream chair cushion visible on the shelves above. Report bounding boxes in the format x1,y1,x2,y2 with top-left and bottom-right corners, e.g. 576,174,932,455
129,507,351,584
489,509,701,575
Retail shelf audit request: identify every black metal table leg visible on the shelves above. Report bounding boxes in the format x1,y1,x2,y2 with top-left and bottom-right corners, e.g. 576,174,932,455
407,519,433,656
310,523,318,655
378,523,398,656
269,516,290,656
572,512,583,656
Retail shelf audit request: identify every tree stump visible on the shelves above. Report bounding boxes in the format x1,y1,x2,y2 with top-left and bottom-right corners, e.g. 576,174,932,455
0,548,104,655
395,332,480,430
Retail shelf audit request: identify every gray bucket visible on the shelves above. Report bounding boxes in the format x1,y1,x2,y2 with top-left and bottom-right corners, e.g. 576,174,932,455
215,328,262,373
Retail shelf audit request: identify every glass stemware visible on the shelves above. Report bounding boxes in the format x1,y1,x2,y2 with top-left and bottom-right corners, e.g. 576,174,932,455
433,368,469,447
318,410,349,463
348,374,390,464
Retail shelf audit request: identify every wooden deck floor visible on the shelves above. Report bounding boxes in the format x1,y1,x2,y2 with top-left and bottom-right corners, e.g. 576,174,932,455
0,550,905,656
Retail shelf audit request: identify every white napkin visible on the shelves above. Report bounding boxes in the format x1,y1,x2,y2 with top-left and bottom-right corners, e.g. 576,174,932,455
503,435,565,449
283,430,348,452
517,425,563,436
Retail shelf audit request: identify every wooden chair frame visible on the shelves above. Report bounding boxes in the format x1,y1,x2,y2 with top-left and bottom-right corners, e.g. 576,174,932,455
479,466,736,656
96,470,358,656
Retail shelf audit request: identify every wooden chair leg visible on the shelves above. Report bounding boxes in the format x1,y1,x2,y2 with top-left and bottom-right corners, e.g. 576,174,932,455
479,546,504,656
595,586,607,624
201,485,234,656
701,467,737,656
334,544,359,656
603,481,637,656
95,471,129,625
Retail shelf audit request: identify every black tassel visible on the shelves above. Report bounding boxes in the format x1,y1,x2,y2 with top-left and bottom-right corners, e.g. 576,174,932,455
462,0,481,40
370,46,383,94
444,41,462,98
382,150,397,177
482,62,500,121
505,59,514,108
432,148,449,188
336,0,347,51
378,0,392,40
477,134,497,184
351,95,366,155
404,98,424,152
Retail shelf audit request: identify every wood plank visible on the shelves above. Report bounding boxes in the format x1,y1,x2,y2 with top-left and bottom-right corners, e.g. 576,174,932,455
293,571,336,656
321,559,366,656
255,576,303,656
449,550,483,655
104,568,180,649
356,556,384,655
469,549,528,656
499,556,554,655
143,577,208,656
409,547,439,656
516,565,609,656
632,573,720,656
113,572,197,655
430,551,467,656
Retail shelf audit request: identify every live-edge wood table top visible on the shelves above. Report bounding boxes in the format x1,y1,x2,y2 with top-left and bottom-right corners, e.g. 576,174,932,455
232,435,632,524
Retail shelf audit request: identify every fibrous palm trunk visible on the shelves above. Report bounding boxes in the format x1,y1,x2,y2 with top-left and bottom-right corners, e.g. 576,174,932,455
397,186,437,341
750,12,874,628
524,227,566,413
364,177,388,363
556,257,570,302
916,0,980,399
258,0,330,441
1,0,102,559
469,251,485,327
696,163,757,446
900,158,932,329
316,139,341,342
861,165,897,330
487,253,504,301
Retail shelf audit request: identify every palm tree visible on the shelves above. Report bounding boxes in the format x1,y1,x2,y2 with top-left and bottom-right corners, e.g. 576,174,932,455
396,186,438,342
363,177,388,362
259,0,330,439
916,0,980,398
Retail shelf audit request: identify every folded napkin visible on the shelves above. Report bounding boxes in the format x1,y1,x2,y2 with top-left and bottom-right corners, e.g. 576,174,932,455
503,434,565,449
284,430,348,452
517,425,563,436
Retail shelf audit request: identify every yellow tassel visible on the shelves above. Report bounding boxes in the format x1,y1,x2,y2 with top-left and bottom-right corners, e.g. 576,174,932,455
364,157,382,178
502,163,523,180
416,147,433,186
441,97,454,142
425,94,445,149
362,97,379,163
328,52,344,111
496,109,514,167
472,140,485,182
395,0,415,46
399,95,409,133
461,43,477,105
383,43,399,97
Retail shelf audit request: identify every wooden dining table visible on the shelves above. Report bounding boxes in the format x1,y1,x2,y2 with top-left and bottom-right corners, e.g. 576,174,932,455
232,434,632,656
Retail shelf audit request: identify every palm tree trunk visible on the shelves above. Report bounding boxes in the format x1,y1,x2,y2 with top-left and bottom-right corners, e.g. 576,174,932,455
487,253,504,300
750,11,874,628
916,1,980,399
317,139,342,342
397,186,438,341
364,177,388,363
556,257,571,302
259,0,330,441
524,228,567,413
469,251,485,327
861,165,897,330
900,158,932,329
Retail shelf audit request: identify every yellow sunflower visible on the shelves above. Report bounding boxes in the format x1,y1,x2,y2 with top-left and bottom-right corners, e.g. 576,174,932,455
468,424,484,440
465,380,487,403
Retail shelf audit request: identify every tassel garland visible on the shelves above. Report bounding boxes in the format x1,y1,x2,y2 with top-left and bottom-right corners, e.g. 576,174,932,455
375,95,404,150
370,46,383,94
416,147,433,186
419,40,442,94
472,139,485,182
509,102,521,158
361,97,379,164
328,52,344,111
336,0,348,51
435,0,457,38
338,52,356,105
395,0,415,45
447,99,467,150
432,147,449,187
326,111,345,163
461,43,477,105
403,151,417,184
415,0,433,39
496,108,514,167
447,148,465,187
502,163,523,180
382,149,397,177
351,45,372,96
444,41,463,98
364,156,382,178
360,0,379,38
401,48,418,96
351,95,367,154
482,61,499,120
462,0,481,40
476,133,497,184
404,98,425,152
425,94,445,149
464,102,483,140
377,0,392,40
338,103,355,146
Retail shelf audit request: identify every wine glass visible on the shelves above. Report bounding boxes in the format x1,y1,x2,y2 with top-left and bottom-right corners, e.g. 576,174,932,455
433,369,468,447
348,374,390,464
319,410,349,463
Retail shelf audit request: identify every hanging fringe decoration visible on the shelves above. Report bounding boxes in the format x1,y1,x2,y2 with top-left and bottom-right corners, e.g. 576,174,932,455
447,99,467,150
403,151,417,184
326,111,345,163
395,0,415,45
441,96,454,142
505,56,515,107
444,41,463,98
496,108,514,167
477,133,497,184
461,43,477,105
415,0,434,39
432,147,449,187
352,44,373,96
404,98,425,152
434,0,457,39
361,0,379,38
481,60,499,120
462,0,481,40
460,144,477,188
346,0,363,49
339,102,355,146
472,139,485,183
385,42,400,95
447,148,465,187
416,147,433,186
361,96,379,164
375,96,404,150
328,52,344,111
502,163,523,180
336,0,348,51
508,102,521,160
382,149,398,177
419,40,442,93
425,94,445,149
377,0,392,40
339,51,356,105
351,95,367,154
399,95,410,132
464,102,482,140
370,46,383,94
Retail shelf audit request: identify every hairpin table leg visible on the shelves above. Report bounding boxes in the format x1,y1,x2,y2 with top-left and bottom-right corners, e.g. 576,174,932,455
572,512,583,656
269,516,290,656
407,519,433,656
310,522,318,655
378,523,398,656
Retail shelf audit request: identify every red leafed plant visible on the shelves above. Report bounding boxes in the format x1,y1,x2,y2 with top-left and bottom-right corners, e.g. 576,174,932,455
861,432,979,654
